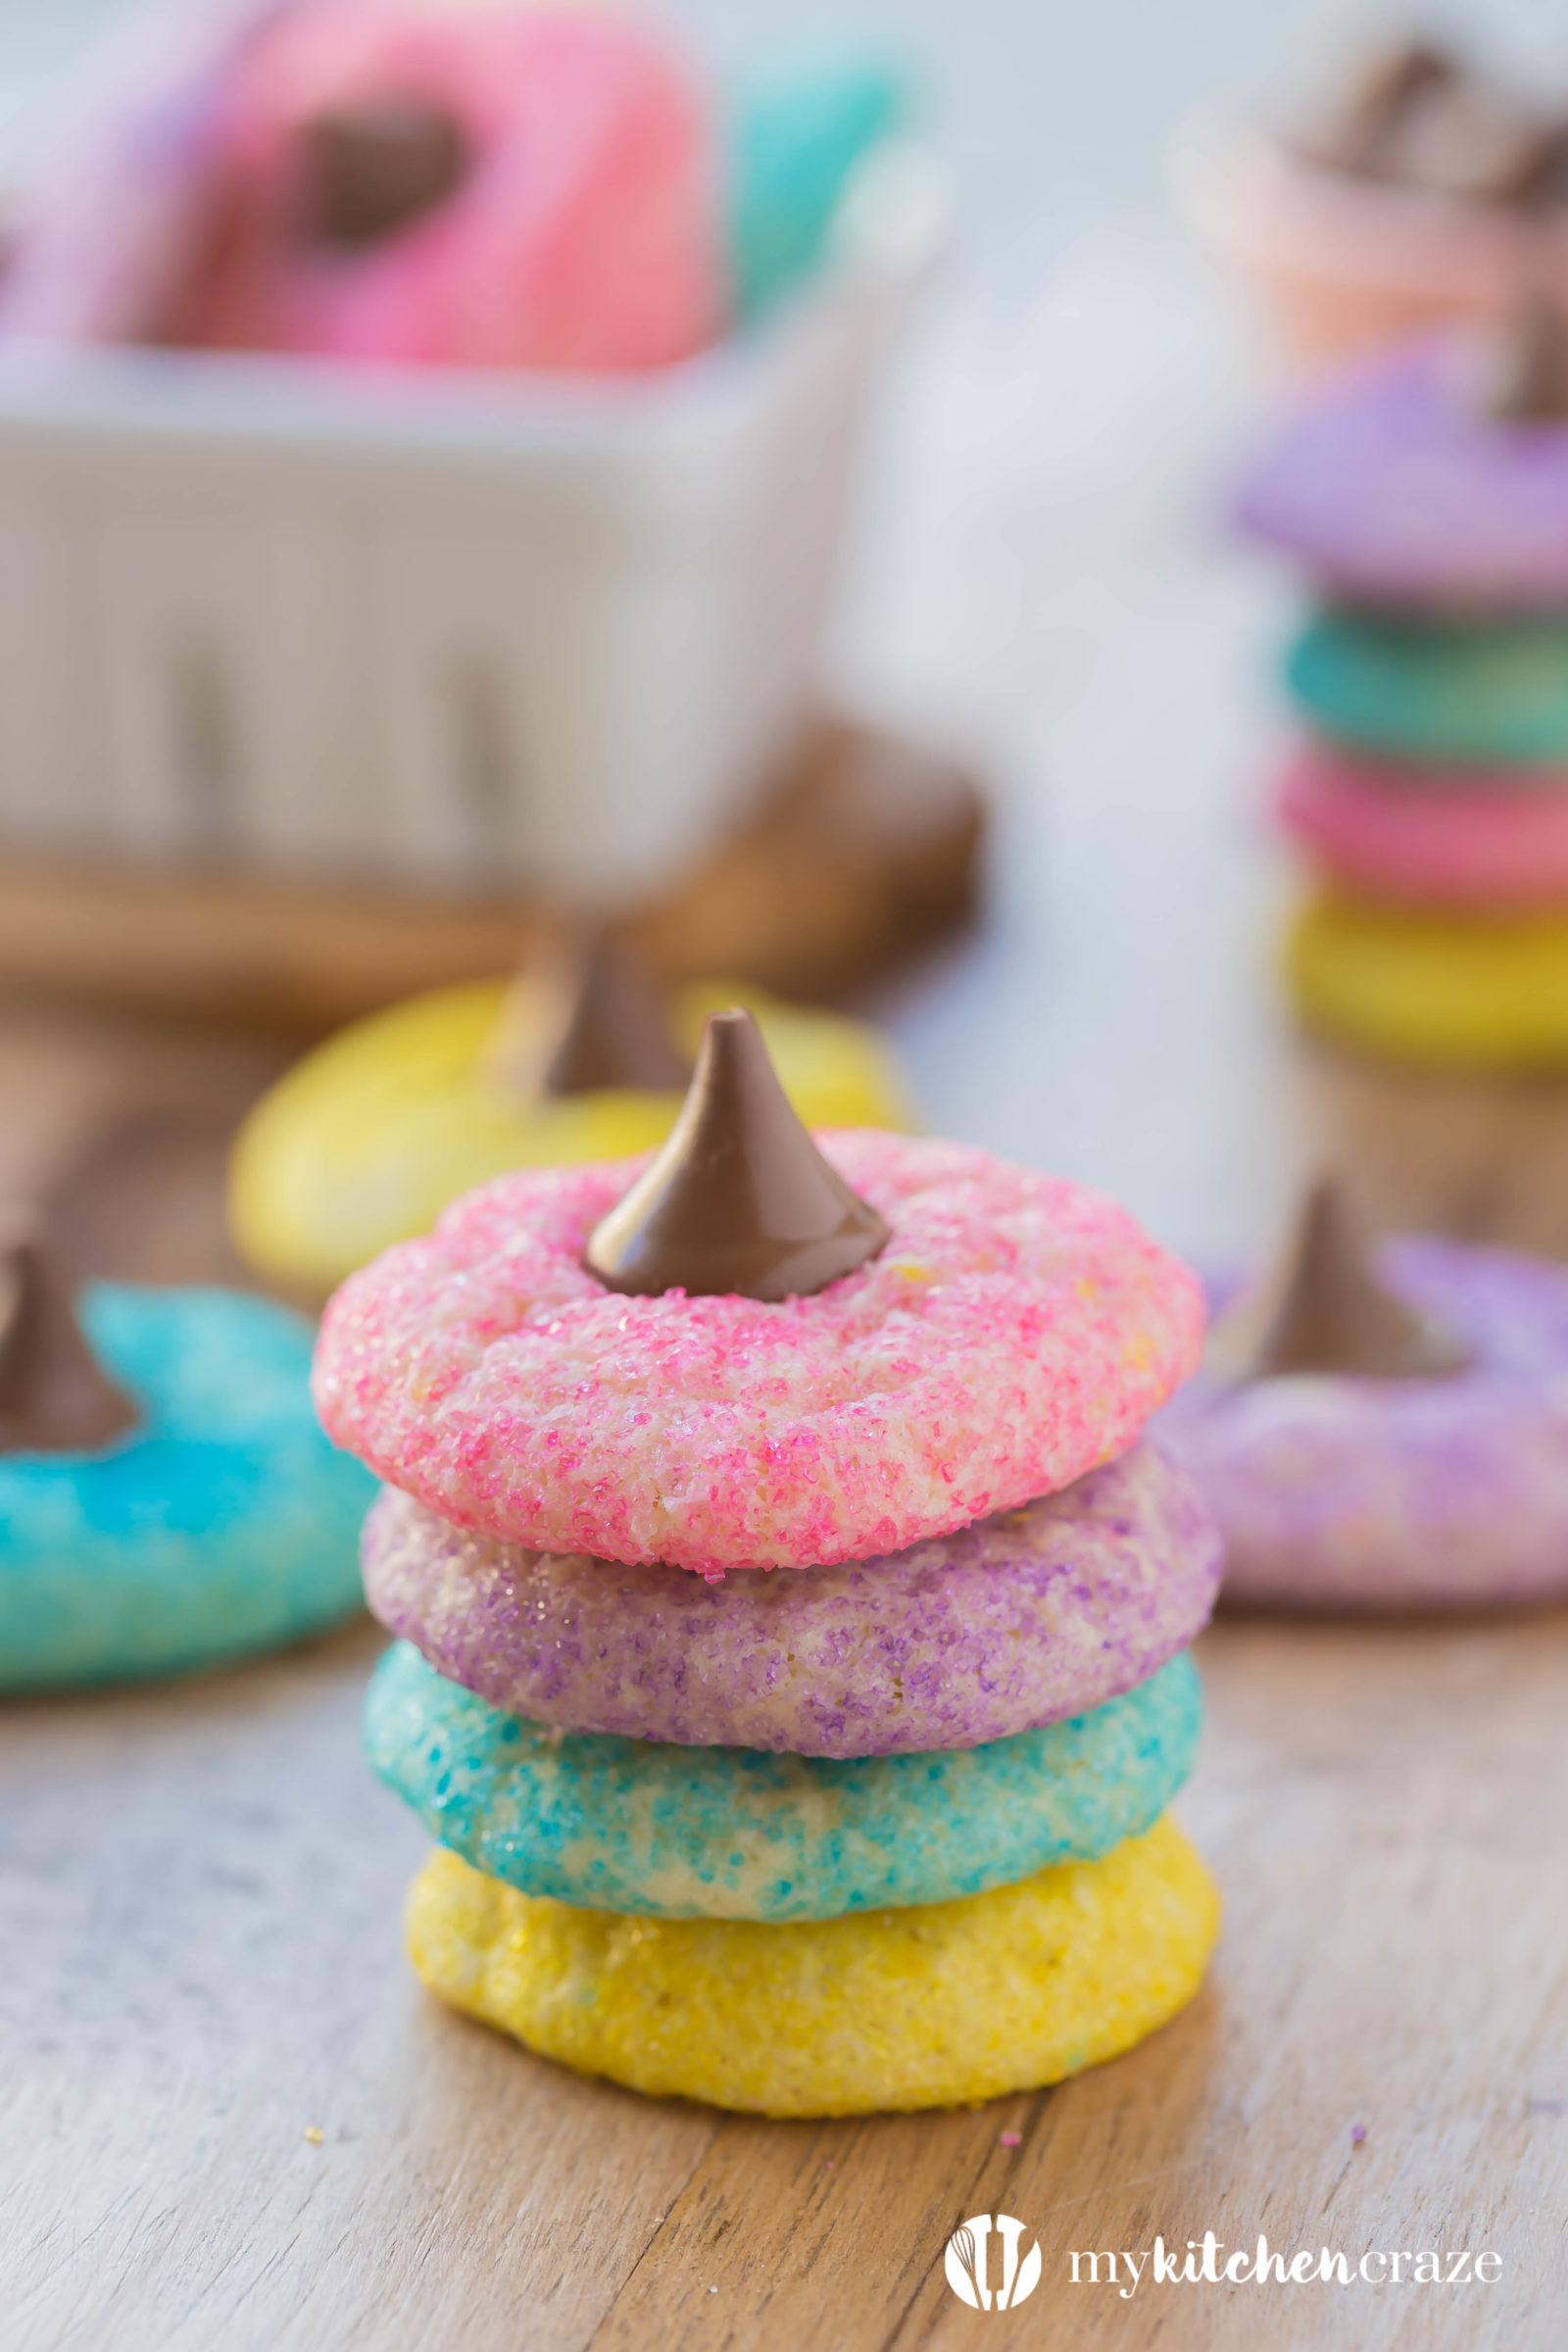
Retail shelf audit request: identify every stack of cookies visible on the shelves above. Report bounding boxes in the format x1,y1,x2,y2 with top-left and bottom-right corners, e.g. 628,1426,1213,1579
315,1012,1222,2117
1236,300,1568,1069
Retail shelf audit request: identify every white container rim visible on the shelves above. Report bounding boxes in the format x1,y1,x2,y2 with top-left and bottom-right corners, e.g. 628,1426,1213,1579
0,141,952,458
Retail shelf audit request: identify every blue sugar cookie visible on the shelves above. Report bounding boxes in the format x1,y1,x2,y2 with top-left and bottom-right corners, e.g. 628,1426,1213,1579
729,56,906,324
1287,609,1568,767
365,1640,1202,1923
0,1284,375,1690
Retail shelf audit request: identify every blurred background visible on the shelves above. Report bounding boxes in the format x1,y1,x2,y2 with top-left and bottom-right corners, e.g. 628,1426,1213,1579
7,3,1565,234
2,0,1568,1290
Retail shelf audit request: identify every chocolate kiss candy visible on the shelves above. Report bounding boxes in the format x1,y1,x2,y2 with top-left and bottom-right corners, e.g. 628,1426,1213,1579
1303,38,1551,203
0,1220,139,1453
300,99,468,248
1213,1178,1470,1383
538,933,692,1098
1383,76,1553,204
486,931,692,1100
585,1008,889,1299
1478,298,1568,424
1303,36,1457,178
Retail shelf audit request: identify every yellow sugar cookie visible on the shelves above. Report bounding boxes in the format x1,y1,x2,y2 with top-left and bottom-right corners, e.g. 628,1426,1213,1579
228,977,911,1298
405,1814,1219,2117
1289,890,1568,1070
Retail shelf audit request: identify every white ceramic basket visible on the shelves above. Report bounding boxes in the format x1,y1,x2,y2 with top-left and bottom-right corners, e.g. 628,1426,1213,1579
0,145,946,901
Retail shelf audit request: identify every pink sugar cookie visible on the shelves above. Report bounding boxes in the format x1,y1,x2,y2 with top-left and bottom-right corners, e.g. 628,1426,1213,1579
313,1134,1203,1575
180,4,720,372
1279,742,1568,908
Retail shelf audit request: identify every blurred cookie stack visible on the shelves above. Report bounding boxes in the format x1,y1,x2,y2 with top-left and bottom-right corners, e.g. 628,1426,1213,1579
1235,297,1568,1068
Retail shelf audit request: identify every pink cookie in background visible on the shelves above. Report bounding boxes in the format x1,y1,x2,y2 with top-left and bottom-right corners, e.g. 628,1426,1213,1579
1179,38,1568,372
176,1,723,371
1278,741,1568,908
313,1134,1204,1577
1233,331,1568,612
1180,124,1568,374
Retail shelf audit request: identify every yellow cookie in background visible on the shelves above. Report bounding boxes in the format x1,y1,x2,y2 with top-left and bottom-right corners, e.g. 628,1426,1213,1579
1289,889,1568,1070
405,1816,1219,2118
229,964,913,1299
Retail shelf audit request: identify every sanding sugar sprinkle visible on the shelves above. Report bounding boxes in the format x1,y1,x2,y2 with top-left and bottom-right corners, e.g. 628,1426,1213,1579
314,1135,1203,1575
1349,2124,1367,2146
999,2131,1022,2147
304,2126,324,2145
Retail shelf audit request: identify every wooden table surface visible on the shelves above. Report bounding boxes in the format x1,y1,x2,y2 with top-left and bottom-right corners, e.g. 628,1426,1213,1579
5,246,1568,2351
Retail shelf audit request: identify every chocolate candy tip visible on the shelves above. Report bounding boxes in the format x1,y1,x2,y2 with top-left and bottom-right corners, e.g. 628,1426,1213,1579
0,1216,140,1453
585,1008,888,1300
1213,1175,1470,1384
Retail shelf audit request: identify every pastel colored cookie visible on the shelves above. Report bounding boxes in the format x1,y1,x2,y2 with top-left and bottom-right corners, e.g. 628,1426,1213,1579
1278,741,1568,906
362,1439,1221,1755
730,57,903,322
1183,123,1568,375
1287,609,1568,766
185,7,720,371
1289,889,1568,1068
1158,1240,1568,1608
405,1814,1220,2116
0,1286,375,1690
314,1137,1204,1575
367,1637,1201,1921
230,979,911,1298
1236,339,1568,610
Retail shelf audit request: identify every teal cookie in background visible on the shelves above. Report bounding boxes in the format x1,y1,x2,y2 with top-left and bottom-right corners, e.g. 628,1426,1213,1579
1287,608,1568,767
365,1640,1202,1923
0,1268,375,1690
728,55,906,324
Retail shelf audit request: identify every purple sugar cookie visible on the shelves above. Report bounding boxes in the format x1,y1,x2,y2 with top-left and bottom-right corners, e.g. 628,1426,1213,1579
361,1438,1221,1756
1234,337,1568,612
1157,1239,1568,1609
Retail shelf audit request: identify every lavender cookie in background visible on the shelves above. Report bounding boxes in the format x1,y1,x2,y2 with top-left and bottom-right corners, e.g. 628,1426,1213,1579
1155,1179,1568,1611
1234,301,1568,614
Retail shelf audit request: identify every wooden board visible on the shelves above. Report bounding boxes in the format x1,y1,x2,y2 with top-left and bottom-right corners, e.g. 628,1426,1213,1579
5,250,1568,2348
3,948,1567,2352
0,718,984,1035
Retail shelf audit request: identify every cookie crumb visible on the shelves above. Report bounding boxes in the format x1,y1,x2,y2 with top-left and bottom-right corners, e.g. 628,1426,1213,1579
999,2130,1022,2148
304,2126,324,2145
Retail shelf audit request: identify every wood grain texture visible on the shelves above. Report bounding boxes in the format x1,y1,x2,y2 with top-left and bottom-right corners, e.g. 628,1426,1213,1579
6,244,1568,2352
0,720,982,1033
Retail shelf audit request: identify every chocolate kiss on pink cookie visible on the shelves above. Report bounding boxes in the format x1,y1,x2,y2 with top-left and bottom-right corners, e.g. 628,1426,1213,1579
1156,1180,1568,1610
314,1013,1203,1575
